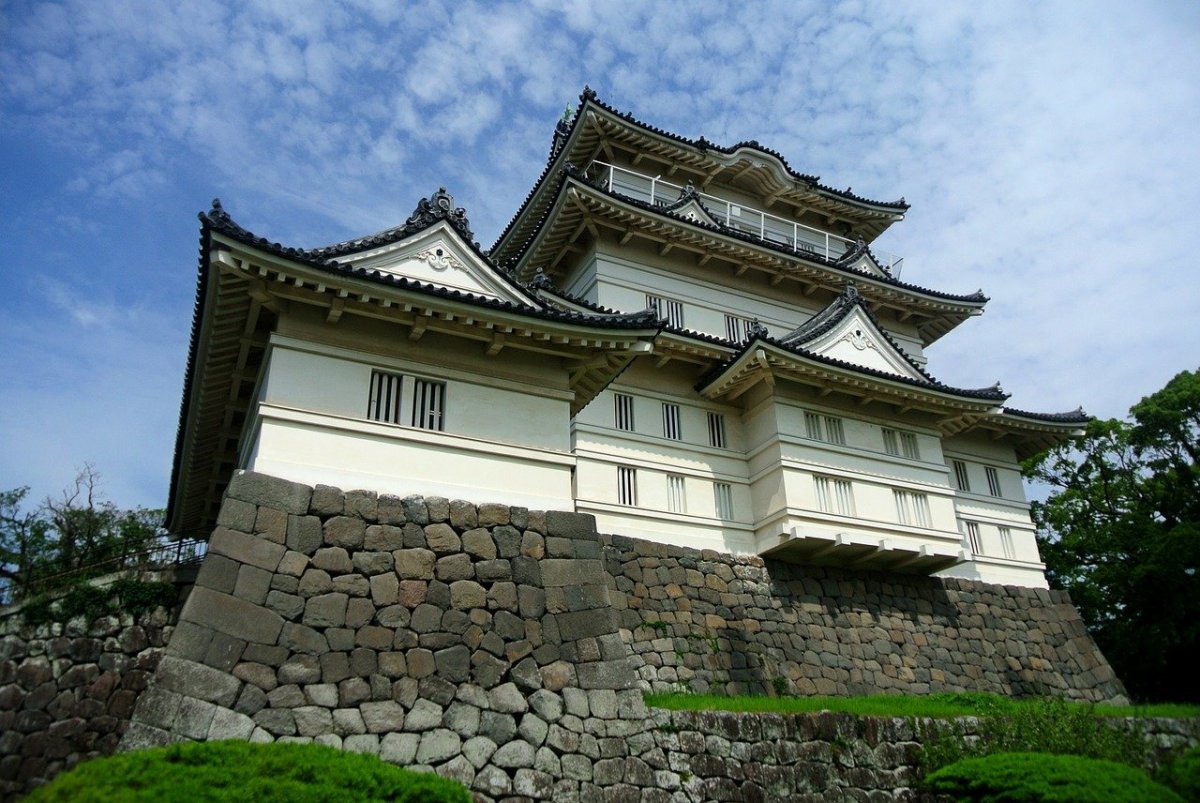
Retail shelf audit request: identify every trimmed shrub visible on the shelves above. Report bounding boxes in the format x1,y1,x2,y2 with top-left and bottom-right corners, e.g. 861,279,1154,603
923,752,1182,802
25,740,472,802
1158,746,1200,801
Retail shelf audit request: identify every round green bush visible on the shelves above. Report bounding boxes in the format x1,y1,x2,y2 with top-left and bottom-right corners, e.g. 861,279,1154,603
1158,745,1200,801
26,740,472,802
923,752,1183,803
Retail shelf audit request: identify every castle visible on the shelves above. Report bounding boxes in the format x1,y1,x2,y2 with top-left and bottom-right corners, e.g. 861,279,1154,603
168,90,1086,589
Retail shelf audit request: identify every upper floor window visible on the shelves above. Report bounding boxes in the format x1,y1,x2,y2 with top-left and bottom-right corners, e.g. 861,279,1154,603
882,428,920,460
952,460,971,492
662,402,682,440
646,294,685,328
894,489,932,528
804,412,846,446
713,482,734,520
964,521,982,554
666,474,686,513
724,314,751,343
985,466,1002,497
814,475,856,517
411,378,445,431
617,466,637,506
707,412,727,449
614,393,635,431
368,370,404,425
998,526,1015,559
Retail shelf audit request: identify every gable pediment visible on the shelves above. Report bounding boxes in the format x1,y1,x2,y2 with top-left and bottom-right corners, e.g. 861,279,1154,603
803,306,925,380
337,222,534,305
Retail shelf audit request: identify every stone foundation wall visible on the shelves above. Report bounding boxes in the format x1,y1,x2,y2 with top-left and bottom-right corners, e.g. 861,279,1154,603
0,605,177,798
603,536,1126,703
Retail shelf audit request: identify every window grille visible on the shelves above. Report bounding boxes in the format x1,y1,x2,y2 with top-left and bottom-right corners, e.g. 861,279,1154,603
894,490,932,528
707,412,727,448
883,428,919,459
824,416,845,445
882,428,899,456
953,460,971,492
713,482,734,520
614,393,635,431
411,378,445,431
617,467,637,506
985,466,1002,497
667,474,686,513
965,521,982,554
646,294,684,328
724,314,750,342
662,403,681,440
814,475,856,516
999,527,1015,558
804,411,823,441
368,370,403,424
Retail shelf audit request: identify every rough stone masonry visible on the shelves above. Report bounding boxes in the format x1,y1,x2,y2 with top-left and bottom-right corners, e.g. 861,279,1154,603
4,471,1139,801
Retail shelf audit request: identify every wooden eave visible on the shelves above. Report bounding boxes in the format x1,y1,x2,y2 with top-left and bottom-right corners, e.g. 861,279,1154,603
961,413,1087,460
698,343,1002,433
516,180,982,345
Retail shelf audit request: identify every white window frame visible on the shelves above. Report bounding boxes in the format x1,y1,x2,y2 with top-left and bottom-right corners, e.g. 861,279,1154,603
814,475,856,517
368,370,404,425
646,294,685,329
985,466,1002,497
724,314,751,342
882,428,919,460
713,482,734,520
964,521,982,554
804,412,845,445
614,393,635,432
707,412,727,449
662,402,682,440
666,474,686,514
894,489,932,528
998,526,1015,559
952,460,971,493
411,377,446,431
617,466,637,506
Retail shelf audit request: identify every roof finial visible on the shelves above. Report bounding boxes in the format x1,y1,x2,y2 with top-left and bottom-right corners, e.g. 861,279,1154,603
746,319,769,341
404,188,474,240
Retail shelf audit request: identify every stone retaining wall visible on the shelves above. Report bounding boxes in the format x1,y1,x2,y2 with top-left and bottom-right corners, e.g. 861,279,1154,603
0,605,176,798
604,535,1126,703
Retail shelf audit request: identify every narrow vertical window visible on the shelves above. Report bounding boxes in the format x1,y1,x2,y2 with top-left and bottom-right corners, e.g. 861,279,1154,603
882,428,900,456
614,393,635,431
953,460,971,492
645,294,662,318
368,370,403,424
824,416,845,445
666,474,686,513
894,490,931,528
411,378,445,431
713,482,734,520
804,412,824,441
724,314,750,342
665,299,685,328
814,476,855,516
998,527,1015,558
707,412,727,448
899,432,919,460
617,467,637,506
662,402,681,440
985,466,1002,497
965,521,982,554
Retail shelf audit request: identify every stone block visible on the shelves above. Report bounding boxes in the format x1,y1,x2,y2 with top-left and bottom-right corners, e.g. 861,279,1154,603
265,590,304,621
233,662,278,691
449,499,478,529
294,706,334,737
175,696,218,740
234,564,273,605
541,559,604,589
277,550,309,577
450,581,486,610
381,731,419,764
493,739,536,769
346,597,375,629
436,553,474,582
424,523,460,554
477,503,510,528
181,586,284,646
461,528,496,560
130,686,182,731
254,506,288,544
475,559,512,582
154,656,242,707
217,498,258,532
344,489,378,520
297,569,333,597
332,574,370,597
545,510,597,540
394,548,435,579
279,655,321,685
323,516,366,549
488,682,528,714
303,593,349,628
361,700,406,733
195,553,240,594
333,708,366,736
354,550,394,575
227,471,312,514
209,527,286,572
208,707,255,741
119,722,177,752
435,645,470,683
416,728,461,764
287,515,323,555
312,547,353,574
279,623,328,655
397,580,427,608
204,631,247,672
463,735,498,769
377,494,406,526
164,620,215,663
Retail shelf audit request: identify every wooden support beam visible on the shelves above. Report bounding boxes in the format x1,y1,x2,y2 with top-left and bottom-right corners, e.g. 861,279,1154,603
698,253,713,267
326,298,345,324
620,230,635,245
485,333,505,357
734,263,749,277
409,315,428,341
769,273,786,286
659,242,673,256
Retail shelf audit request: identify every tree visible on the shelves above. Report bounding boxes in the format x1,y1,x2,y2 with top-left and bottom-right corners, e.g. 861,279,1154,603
1025,368,1200,703
0,466,163,601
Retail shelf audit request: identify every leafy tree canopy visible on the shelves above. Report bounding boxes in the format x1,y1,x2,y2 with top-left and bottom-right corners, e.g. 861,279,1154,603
1,465,163,601
1025,368,1200,703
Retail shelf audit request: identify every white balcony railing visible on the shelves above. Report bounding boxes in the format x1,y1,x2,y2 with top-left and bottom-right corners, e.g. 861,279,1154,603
585,160,903,272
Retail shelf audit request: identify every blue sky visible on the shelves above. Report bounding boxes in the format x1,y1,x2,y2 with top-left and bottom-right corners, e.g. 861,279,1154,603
2,0,1199,512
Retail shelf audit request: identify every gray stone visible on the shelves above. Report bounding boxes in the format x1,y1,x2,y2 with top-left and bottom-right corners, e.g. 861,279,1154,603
493,525,523,557
313,734,343,750
208,527,286,573
154,656,242,707
360,700,406,733
267,684,306,708
254,506,288,543
562,688,589,718
519,712,549,746
416,728,461,764
344,489,378,520
480,711,517,744
449,499,478,529
411,605,443,634
254,708,296,736
404,699,443,732
444,702,481,737
477,503,510,527
545,510,597,539
346,597,375,629
492,739,536,769
131,686,182,730
293,706,334,736
194,553,239,594
332,708,366,736
488,581,519,612
279,623,328,654
278,655,321,685
394,548,435,579
377,494,406,525
277,550,309,577
462,735,498,769
380,732,419,764
436,553,474,582
310,484,344,516
437,755,476,787
311,547,353,574
226,471,312,515
208,707,255,741
475,559,512,582
473,765,512,797
181,587,285,646
512,657,542,691
323,516,365,549
529,689,564,722
287,515,323,555
364,524,404,551
303,593,348,628
234,564,273,605
343,734,380,755
561,752,593,781
435,644,471,683
588,689,618,719
424,523,460,553
461,528,496,560
514,768,554,798
265,590,304,621
488,682,528,714
354,550,394,575
425,495,450,522
165,620,215,662
332,574,370,597
233,662,278,691
540,558,603,589
297,568,333,597
304,683,338,707
218,497,258,532
377,605,410,629
235,684,268,716
450,580,486,610
402,495,429,525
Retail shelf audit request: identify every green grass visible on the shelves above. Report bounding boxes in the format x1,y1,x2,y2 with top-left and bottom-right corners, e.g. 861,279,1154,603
26,740,471,803
923,752,1183,802
644,691,1200,719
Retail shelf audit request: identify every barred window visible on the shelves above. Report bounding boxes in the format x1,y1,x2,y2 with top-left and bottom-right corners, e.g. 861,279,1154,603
662,402,682,440
617,467,637,506
368,370,403,424
894,490,932,528
998,526,1015,559
646,294,685,328
805,412,845,445
986,466,1002,497
666,474,686,513
614,393,635,431
713,482,734,520
724,314,751,342
952,460,971,492
411,378,445,431
707,412,727,448
965,521,982,554
814,475,856,516
883,428,919,459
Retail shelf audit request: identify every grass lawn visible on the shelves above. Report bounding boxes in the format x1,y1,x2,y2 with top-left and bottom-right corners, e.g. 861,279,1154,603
644,691,1200,719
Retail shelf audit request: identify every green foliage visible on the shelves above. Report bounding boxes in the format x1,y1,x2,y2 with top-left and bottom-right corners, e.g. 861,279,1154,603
918,697,1151,774
1025,368,1200,703
19,592,55,626
923,752,1182,803
1157,746,1200,802
111,578,177,616
59,583,115,621
25,739,472,803
771,676,790,696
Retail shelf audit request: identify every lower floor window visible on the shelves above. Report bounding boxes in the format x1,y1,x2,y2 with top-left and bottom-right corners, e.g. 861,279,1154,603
998,526,1015,558
368,369,445,431
894,489,932,528
618,466,637,506
965,521,982,554
666,474,686,513
713,482,734,520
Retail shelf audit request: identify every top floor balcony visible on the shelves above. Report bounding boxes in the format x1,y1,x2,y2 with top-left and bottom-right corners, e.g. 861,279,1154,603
584,160,903,273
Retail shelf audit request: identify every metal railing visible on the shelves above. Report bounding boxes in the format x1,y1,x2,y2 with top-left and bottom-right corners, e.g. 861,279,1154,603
0,536,208,606
586,160,903,272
